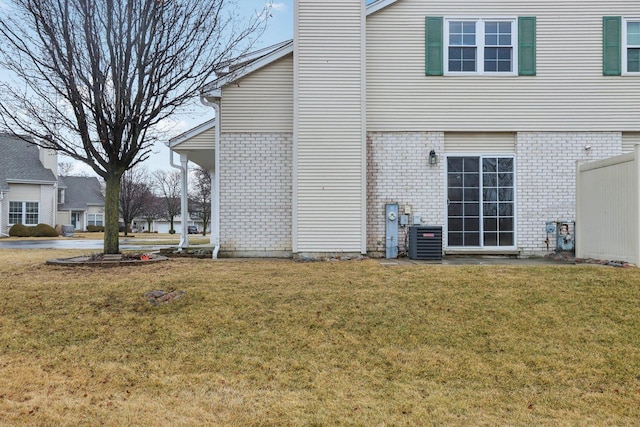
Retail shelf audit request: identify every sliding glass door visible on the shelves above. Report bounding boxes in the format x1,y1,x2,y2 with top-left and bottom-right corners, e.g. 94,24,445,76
447,156,515,248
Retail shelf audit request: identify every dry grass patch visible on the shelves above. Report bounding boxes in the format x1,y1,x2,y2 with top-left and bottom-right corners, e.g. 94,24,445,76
1,249,639,425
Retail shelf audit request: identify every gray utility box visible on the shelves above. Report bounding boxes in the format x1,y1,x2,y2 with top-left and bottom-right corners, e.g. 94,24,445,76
408,226,443,260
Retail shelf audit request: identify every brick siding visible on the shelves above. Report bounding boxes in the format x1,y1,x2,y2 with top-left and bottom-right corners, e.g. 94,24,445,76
367,132,446,255
516,132,621,254
366,131,622,256
219,133,293,252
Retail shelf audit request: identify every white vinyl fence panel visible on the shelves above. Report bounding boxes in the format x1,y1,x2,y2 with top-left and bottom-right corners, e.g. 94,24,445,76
576,147,640,265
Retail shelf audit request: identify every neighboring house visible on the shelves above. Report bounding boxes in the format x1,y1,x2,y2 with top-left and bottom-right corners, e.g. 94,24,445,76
57,176,105,231
0,134,58,236
127,194,206,234
169,0,640,258
134,216,205,234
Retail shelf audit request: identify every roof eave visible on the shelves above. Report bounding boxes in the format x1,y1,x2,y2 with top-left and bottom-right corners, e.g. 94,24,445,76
202,0,400,94
6,179,57,185
367,0,399,15
167,118,217,148
203,41,294,95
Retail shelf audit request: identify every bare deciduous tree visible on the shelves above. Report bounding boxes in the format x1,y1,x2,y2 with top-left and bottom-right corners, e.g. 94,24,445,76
0,0,267,253
189,166,211,236
119,167,153,236
153,169,181,234
58,161,75,176
140,195,163,233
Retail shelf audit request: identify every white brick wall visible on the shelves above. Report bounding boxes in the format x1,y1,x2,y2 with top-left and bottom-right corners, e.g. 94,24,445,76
215,131,622,257
367,132,445,254
219,133,292,253
367,131,622,257
516,132,621,254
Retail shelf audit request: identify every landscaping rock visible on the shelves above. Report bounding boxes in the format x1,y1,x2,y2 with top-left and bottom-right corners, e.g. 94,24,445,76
144,290,186,306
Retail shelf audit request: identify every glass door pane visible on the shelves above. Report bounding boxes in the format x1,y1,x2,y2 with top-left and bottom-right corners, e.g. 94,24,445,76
447,157,480,247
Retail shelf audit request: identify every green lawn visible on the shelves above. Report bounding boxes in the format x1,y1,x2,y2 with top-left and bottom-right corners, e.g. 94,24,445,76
1,249,639,425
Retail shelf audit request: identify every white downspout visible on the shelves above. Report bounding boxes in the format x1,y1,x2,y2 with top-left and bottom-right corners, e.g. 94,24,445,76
0,192,7,237
201,95,221,259
169,150,189,250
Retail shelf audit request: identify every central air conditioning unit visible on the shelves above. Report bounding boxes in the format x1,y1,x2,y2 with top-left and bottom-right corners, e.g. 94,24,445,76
408,226,443,260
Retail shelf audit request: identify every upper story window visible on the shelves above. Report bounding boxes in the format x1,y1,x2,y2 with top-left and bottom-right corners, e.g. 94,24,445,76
425,16,536,77
624,19,640,74
445,19,517,75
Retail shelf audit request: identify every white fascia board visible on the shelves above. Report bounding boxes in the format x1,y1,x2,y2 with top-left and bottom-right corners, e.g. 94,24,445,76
367,0,400,15
203,41,294,94
7,179,57,185
167,119,217,148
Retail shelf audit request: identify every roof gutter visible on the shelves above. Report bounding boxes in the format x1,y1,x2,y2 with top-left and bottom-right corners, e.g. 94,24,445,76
6,179,57,185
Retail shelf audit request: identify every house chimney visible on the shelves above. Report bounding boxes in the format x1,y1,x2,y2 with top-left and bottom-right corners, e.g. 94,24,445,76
293,0,366,256
39,147,58,178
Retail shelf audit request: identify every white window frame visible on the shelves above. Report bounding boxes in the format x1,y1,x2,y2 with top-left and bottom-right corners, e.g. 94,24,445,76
88,213,104,227
443,154,518,251
623,18,640,75
444,18,518,76
8,201,40,226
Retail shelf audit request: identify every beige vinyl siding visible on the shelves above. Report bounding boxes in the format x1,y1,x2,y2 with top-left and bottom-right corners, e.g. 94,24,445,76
221,55,293,132
57,211,71,226
623,132,640,152
445,132,516,153
366,0,640,132
174,126,215,151
8,184,41,200
295,0,365,253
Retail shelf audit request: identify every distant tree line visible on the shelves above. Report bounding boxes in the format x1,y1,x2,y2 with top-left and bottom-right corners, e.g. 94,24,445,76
118,165,211,235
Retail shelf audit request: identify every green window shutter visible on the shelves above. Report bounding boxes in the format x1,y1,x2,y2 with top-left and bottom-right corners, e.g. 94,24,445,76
518,17,536,76
425,16,443,76
603,16,622,76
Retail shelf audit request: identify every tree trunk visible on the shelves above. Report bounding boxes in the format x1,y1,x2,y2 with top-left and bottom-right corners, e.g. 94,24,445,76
104,173,122,254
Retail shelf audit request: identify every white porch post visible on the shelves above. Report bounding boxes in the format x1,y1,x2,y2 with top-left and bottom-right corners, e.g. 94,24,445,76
179,153,190,249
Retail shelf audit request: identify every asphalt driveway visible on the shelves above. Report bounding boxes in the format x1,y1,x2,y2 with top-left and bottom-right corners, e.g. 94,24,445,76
0,239,173,251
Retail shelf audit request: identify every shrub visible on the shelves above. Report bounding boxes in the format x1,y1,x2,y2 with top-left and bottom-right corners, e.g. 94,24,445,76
86,225,105,232
9,223,31,237
33,223,59,237
8,223,58,237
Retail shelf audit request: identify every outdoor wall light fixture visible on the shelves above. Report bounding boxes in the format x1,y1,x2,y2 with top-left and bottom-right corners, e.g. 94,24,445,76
428,149,438,165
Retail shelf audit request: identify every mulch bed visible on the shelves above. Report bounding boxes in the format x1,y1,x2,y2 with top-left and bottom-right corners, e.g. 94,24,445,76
545,251,636,268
